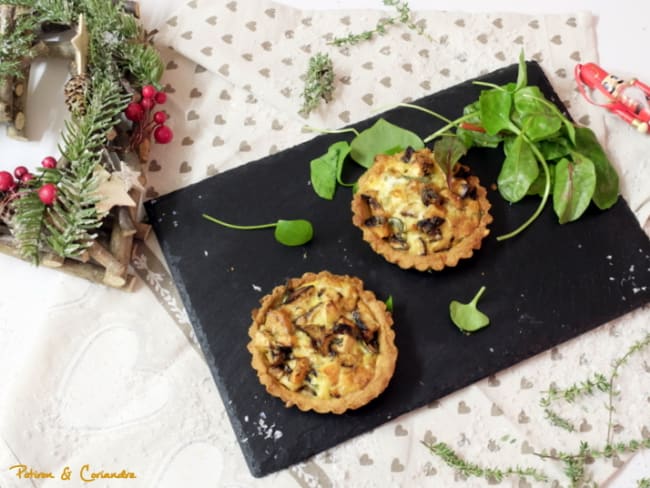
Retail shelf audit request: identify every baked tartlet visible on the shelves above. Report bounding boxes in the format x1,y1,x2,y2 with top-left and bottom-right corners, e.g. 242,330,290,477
351,147,492,271
247,271,397,414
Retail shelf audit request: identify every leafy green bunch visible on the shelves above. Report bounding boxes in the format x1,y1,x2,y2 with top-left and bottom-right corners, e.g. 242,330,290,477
307,53,619,241
455,53,619,239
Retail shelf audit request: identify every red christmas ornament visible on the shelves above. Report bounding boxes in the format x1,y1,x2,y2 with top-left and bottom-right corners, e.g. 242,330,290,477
141,84,157,99
154,125,173,144
38,183,57,206
124,102,145,122
0,171,14,191
41,156,57,169
153,111,167,124
14,165,28,179
20,172,34,183
140,97,155,111
154,91,167,104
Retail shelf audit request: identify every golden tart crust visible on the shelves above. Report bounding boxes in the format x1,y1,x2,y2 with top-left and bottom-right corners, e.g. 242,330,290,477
351,147,492,271
247,271,397,414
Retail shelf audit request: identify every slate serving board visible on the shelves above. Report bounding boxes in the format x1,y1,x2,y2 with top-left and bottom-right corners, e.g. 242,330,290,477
145,62,650,478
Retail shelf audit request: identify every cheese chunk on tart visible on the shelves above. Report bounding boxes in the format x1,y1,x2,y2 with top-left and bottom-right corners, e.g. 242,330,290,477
248,271,397,414
351,147,492,271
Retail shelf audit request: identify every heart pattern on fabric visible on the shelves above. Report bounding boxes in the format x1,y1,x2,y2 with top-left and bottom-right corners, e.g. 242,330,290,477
58,327,169,430
153,443,224,488
359,453,373,466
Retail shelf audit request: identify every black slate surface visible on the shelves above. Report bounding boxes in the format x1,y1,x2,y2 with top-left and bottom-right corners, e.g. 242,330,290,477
145,62,650,478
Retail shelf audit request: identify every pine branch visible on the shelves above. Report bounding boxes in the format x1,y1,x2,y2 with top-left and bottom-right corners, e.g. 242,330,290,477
10,190,46,263
35,0,78,25
0,12,39,79
1,1,82,80
0,0,37,7
118,42,163,85
81,0,142,78
45,75,129,258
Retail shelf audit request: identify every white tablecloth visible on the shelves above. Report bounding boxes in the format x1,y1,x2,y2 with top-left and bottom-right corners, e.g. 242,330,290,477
0,1,648,487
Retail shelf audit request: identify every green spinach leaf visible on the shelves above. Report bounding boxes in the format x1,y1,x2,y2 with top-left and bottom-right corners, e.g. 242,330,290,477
573,127,619,209
479,88,517,135
202,214,313,247
309,141,351,200
498,134,539,202
274,219,314,246
450,286,490,333
350,118,424,168
514,86,563,141
538,138,571,161
527,164,555,196
552,156,596,224
457,101,503,148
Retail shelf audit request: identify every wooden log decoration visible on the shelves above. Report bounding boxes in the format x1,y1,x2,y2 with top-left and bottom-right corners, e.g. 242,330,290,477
0,1,152,291
122,1,141,19
88,241,127,288
6,59,30,140
110,206,136,268
0,234,134,290
0,4,16,124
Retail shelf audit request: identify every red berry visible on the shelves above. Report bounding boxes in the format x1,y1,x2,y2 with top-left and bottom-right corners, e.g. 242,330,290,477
124,102,144,122
20,173,34,183
41,156,57,169
38,183,57,206
0,171,14,192
153,125,173,144
140,98,155,111
14,165,28,179
141,84,157,99
154,91,167,104
153,111,167,124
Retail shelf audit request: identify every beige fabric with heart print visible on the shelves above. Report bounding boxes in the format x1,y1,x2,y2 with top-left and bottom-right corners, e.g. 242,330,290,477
0,2,648,488
141,2,649,486
146,1,608,199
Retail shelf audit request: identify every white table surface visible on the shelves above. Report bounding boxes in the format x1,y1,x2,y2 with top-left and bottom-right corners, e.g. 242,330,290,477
0,1,648,486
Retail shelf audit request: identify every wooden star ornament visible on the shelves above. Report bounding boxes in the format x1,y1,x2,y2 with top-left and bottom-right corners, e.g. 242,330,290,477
93,165,136,215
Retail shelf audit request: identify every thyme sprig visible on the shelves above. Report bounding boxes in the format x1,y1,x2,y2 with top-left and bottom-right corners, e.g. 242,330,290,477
535,438,650,487
542,373,611,404
299,52,334,117
542,408,576,432
422,441,548,483
605,333,650,444
329,0,430,47
539,373,611,432
425,332,650,487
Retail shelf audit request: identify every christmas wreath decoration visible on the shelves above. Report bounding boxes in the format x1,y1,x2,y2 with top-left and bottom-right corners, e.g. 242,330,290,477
0,0,172,290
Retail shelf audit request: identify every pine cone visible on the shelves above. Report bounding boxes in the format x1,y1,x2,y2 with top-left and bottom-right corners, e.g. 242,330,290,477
63,74,89,117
